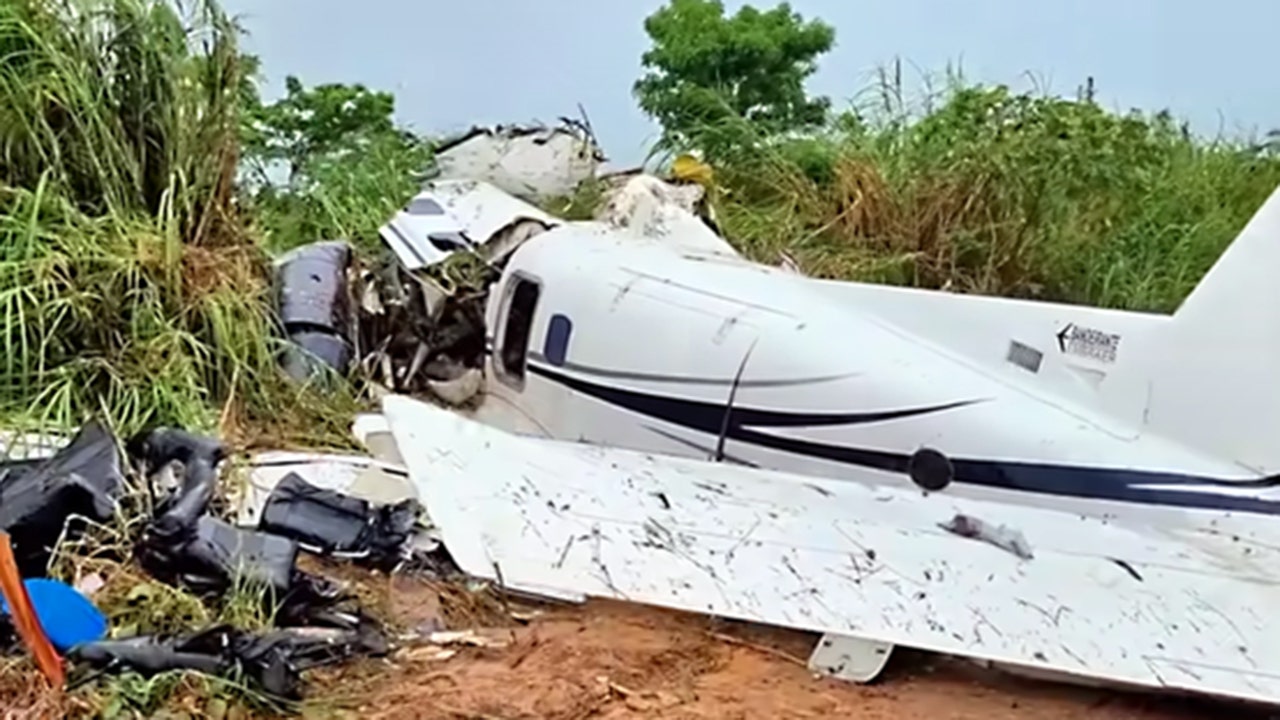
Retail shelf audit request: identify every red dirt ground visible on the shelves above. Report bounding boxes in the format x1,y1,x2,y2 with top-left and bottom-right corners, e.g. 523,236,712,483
0,564,1264,719
322,595,1262,720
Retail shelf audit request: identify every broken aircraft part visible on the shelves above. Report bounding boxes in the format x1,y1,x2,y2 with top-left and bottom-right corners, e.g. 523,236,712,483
348,241,490,396
242,450,418,526
134,428,301,596
595,174,737,257
807,634,894,684
379,179,558,272
351,413,406,465
427,367,483,407
0,421,125,577
430,120,606,202
242,450,440,559
275,240,356,381
258,472,421,570
68,617,388,702
363,171,752,407
383,394,1280,708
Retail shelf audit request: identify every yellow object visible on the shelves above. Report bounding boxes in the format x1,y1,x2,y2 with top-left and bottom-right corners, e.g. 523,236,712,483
671,153,714,187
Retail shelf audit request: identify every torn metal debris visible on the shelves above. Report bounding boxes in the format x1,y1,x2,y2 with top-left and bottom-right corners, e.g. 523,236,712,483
594,173,737,256
0,420,425,705
241,450,419,523
274,240,357,382
380,179,558,272
430,118,606,202
353,264,488,400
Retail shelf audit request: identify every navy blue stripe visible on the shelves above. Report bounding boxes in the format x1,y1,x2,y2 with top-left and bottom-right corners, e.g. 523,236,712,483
526,362,1280,515
529,362,979,430
525,351,862,389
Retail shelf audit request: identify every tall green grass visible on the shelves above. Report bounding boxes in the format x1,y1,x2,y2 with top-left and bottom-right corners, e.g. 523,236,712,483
0,0,358,442
693,71,1280,312
0,0,241,237
247,131,433,254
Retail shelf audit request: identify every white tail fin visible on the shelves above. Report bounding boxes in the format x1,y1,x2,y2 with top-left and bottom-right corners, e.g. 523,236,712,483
1146,185,1280,473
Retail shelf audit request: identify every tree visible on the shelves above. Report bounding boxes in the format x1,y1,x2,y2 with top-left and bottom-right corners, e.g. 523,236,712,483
633,0,835,153
243,75,408,184
238,73,433,250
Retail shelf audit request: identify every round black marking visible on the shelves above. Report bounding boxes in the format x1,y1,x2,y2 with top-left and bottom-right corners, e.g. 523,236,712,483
908,448,953,492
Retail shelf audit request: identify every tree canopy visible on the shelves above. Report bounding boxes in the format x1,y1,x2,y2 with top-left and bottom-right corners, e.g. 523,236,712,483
633,0,836,153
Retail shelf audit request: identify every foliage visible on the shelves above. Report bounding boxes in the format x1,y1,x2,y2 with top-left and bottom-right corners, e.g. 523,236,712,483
244,74,399,180
240,74,432,252
0,0,360,441
247,130,432,253
701,72,1280,312
634,0,835,158
0,0,242,242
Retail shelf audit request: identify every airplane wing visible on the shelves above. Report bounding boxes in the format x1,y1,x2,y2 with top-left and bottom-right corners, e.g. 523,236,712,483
382,394,1280,707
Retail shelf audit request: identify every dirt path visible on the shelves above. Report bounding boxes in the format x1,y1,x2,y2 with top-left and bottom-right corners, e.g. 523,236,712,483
321,597,1254,720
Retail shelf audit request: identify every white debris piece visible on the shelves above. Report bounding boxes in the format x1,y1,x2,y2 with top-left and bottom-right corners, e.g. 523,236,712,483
239,451,418,527
379,179,559,271
595,174,739,258
432,121,605,202
352,413,405,466
0,430,70,462
379,173,745,274
383,393,1280,708
427,368,483,407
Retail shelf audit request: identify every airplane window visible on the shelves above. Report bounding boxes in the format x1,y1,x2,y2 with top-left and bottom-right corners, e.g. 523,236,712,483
544,313,572,366
499,277,541,383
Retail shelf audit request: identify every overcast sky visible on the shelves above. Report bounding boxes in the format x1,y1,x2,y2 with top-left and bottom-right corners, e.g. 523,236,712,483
224,0,1278,166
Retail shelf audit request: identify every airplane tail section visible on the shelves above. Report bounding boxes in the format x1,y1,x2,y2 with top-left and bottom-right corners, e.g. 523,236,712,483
1146,185,1280,473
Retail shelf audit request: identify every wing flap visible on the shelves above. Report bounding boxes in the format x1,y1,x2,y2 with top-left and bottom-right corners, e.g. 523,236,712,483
383,395,1280,706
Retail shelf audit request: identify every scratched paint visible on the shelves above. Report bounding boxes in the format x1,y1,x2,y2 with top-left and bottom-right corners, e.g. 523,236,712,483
383,395,1280,707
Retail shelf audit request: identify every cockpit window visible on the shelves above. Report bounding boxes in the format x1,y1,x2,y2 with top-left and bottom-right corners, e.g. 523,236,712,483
498,276,541,385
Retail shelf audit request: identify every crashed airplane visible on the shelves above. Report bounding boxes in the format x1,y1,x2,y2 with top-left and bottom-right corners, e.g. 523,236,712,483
362,152,1280,708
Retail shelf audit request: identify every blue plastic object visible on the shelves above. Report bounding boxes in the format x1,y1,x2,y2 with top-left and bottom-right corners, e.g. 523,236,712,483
0,578,108,652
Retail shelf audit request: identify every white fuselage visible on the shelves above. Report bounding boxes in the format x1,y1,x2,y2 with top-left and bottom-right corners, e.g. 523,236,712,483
471,223,1280,534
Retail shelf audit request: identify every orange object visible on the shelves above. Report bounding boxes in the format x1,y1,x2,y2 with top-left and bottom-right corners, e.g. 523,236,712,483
0,532,64,686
